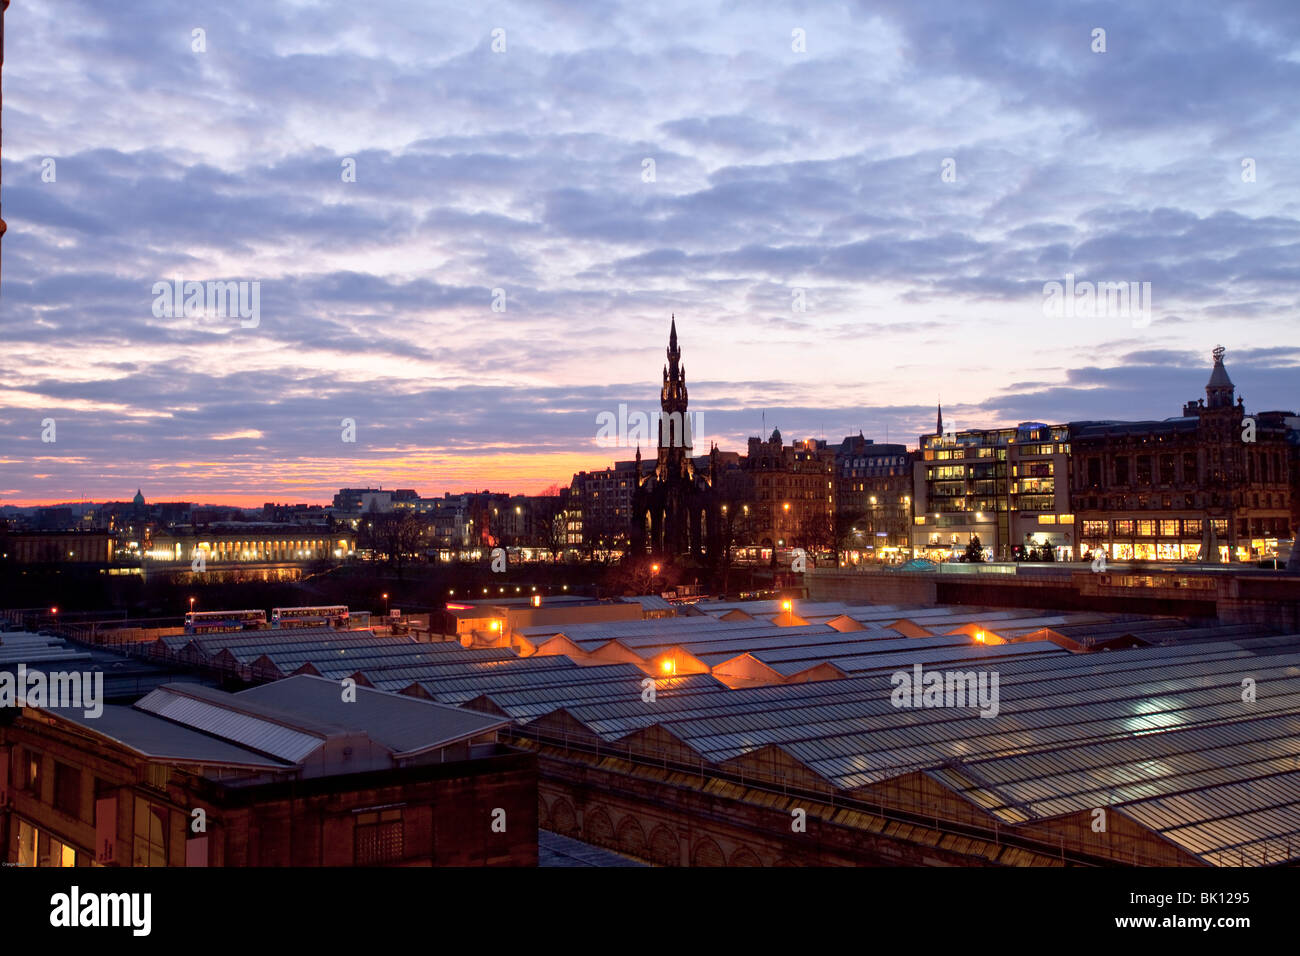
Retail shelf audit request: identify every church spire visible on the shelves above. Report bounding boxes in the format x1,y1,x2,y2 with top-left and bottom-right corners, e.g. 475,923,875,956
936,399,944,436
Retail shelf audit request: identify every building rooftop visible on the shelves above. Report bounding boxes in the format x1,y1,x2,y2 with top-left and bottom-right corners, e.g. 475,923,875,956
33,674,509,783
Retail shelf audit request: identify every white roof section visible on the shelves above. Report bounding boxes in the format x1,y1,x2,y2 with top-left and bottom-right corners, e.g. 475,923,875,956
136,685,327,763
132,676,508,767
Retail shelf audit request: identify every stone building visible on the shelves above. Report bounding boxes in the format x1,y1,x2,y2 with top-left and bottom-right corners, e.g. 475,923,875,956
1,676,536,867
717,430,836,561
834,434,913,559
1071,347,1295,563
630,319,723,560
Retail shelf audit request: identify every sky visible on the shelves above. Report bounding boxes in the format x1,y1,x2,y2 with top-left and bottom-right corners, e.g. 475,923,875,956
1,0,1298,506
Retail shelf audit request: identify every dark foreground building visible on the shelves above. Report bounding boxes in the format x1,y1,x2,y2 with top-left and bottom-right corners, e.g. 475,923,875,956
1,675,536,866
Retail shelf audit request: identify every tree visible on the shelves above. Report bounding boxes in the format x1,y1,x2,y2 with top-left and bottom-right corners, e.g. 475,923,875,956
531,487,567,560
794,507,835,562
577,508,621,562
367,510,426,579
963,534,985,563
834,508,875,566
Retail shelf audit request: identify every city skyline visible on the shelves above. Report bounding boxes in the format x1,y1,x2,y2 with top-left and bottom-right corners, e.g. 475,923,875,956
3,0,1298,505
3,335,1291,508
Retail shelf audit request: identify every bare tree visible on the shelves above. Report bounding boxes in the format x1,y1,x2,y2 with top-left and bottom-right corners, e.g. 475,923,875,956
532,490,567,560
369,511,426,578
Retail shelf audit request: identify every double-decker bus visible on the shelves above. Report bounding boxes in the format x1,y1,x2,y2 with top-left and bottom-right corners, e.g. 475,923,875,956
271,605,349,628
183,609,267,634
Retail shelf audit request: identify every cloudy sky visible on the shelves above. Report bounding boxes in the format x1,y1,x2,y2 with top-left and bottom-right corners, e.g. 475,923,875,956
2,0,1298,505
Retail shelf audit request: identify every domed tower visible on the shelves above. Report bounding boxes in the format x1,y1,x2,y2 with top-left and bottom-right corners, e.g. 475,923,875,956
1206,345,1235,409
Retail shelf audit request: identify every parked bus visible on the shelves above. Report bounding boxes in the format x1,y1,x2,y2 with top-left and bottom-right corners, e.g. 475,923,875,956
183,609,267,634
271,605,349,628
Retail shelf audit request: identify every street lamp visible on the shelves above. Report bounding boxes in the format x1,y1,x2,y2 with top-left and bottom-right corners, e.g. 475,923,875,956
382,592,389,615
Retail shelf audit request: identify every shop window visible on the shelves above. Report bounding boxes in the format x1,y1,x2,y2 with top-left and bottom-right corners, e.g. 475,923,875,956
50,836,77,867
132,797,168,867
17,820,37,867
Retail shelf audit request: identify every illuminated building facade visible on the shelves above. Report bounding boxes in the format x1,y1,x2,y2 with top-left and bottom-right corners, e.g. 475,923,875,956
146,526,354,564
568,463,638,554
911,422,1074,560
719,431,836,561
1071,347,1295,563
834,434,913,560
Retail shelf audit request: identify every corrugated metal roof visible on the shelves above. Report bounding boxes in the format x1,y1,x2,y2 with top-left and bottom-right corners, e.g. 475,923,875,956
135,686,327,762
44,705,292,769
235,675,507,755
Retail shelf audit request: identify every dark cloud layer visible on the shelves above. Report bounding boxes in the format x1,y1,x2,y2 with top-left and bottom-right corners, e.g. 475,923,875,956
1,0,1297,503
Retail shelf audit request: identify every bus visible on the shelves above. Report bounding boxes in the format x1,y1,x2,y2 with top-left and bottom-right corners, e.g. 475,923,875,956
183,609,267,634
271,605,350,629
